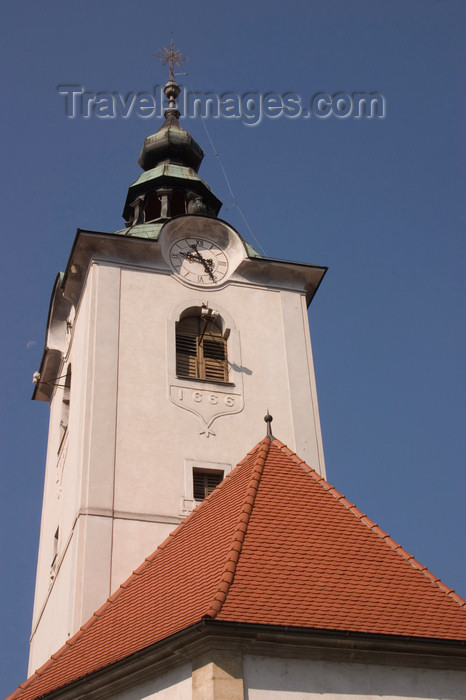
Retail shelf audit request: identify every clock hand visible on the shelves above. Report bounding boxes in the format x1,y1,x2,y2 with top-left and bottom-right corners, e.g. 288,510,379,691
203,259,216,282
196,255,216,281
183,250,216,281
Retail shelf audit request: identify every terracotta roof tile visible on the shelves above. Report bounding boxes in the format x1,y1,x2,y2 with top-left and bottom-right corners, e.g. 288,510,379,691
8,437,466,700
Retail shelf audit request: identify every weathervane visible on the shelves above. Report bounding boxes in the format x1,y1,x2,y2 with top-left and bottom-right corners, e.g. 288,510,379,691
154,34,189,83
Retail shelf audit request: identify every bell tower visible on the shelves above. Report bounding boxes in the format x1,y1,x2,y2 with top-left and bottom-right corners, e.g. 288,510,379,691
29,48,326,674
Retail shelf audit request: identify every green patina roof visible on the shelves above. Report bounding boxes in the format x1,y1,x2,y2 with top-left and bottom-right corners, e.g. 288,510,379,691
113,222,165,240
244,241,262,258
129,163,214,192
113,221,262,258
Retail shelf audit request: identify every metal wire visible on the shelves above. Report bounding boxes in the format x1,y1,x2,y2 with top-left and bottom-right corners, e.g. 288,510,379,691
186,78,267,257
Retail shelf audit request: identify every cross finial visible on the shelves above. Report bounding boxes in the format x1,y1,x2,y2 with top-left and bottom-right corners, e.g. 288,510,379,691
154,33,189,83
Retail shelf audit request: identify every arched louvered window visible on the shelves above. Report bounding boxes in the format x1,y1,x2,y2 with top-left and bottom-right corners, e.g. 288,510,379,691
176,310,228,382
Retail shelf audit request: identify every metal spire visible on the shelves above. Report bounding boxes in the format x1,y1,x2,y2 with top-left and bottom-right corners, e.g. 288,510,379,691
154,34,189,83
264,411,274,439
154,34,188,115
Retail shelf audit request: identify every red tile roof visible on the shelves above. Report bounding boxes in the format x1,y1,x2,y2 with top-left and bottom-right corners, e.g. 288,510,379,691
9,437,466,699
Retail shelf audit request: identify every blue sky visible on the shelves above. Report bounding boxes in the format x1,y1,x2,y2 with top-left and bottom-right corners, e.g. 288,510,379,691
1,0,465,695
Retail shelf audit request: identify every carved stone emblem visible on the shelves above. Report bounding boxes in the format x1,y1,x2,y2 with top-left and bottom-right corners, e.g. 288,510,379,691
169,383,244,437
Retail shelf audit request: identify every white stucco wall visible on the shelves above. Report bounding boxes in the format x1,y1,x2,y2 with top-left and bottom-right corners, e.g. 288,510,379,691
29,246,326,673
29,280,95,672
243,655,466,699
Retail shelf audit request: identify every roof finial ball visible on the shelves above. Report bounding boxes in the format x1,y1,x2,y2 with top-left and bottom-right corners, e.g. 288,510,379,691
264,411,274,440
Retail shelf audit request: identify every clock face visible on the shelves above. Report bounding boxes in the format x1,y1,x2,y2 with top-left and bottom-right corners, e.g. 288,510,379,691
169,238,229,286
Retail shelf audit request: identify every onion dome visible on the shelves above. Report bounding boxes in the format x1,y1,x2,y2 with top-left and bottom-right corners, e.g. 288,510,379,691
138,81,204,172
122,78,221,230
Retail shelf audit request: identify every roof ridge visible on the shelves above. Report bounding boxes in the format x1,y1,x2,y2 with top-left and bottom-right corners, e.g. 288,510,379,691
272,439,466,610
203,437,271,618
8,435,466,700
10,459,256,700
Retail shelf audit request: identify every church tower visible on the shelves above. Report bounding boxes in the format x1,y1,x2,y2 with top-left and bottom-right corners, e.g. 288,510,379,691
29,53,326,673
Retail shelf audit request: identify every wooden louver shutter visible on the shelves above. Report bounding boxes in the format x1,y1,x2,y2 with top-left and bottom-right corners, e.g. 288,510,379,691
193,469,224,501
176,332,198,378
202,336,227,382
176,313,228,382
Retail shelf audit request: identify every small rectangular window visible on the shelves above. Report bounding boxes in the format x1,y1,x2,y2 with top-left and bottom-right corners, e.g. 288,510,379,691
193,468,224,501
58,365,71,451
52,527,59,566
